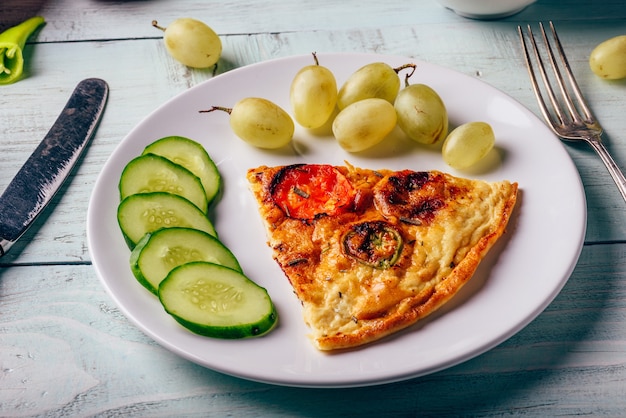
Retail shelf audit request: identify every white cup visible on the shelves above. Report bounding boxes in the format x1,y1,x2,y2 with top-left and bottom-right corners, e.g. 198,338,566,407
436,0,537,19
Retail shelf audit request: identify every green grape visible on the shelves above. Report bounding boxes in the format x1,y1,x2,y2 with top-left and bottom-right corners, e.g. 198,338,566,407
589,35,626,80
442,121,495,169
337,62,415,110
201,98,294,149
290,53,338,129
332,98,397,152
394,83,448,145
153,18,222,68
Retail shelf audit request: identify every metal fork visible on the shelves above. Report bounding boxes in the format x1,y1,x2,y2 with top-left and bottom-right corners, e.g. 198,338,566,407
518,21,626,203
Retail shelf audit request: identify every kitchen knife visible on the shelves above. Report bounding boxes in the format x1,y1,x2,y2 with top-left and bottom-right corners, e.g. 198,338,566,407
0,78,108,257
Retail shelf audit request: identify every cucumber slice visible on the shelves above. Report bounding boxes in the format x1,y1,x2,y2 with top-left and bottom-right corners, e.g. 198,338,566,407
130,227,242,295
117,192,216,248
119,154,208,214
159,261,277,339
143,136,221,205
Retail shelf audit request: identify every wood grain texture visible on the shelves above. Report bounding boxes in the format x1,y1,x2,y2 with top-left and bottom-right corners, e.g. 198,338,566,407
3,0,623,42
1,0,626,415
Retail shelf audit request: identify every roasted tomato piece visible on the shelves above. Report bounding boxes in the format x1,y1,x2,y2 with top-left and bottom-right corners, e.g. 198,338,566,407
270,164,355,219
342,221,403,269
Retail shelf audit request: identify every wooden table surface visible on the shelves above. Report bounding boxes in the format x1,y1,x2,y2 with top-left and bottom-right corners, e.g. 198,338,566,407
1,0,626,416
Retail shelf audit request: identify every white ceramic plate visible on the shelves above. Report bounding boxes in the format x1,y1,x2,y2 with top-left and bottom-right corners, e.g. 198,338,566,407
87,53,586,388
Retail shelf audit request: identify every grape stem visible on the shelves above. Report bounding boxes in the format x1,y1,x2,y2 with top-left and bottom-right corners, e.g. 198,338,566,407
199,106,232,114
393,63,417,87
152,20,166,32
311,51,319,66
394,63,417,75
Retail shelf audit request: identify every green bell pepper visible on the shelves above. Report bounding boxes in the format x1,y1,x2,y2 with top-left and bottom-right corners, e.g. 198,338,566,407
0,16,45,85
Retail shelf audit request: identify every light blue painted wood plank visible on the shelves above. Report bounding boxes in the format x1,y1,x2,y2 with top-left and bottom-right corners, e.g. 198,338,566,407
23,0,626,43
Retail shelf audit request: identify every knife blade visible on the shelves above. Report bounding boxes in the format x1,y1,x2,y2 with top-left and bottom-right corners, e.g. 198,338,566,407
0,78,108,257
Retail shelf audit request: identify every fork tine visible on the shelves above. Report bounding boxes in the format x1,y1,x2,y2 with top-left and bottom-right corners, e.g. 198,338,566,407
519,22,600,131
546,21,596,125
517,24,563,130
536,22,580,124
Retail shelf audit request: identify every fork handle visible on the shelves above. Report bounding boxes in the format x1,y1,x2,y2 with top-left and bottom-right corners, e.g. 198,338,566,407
587,135,626,203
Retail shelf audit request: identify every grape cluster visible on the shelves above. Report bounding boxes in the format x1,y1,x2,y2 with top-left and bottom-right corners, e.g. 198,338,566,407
203,53,496,169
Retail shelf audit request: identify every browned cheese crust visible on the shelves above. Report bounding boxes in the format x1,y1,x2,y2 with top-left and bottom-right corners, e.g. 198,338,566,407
247,164,518,350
